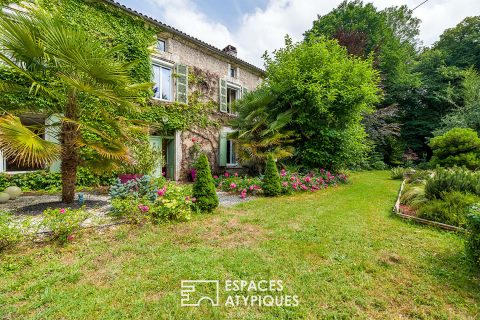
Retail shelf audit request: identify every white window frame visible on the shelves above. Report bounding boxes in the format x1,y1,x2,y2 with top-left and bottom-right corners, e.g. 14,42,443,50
226,82,241,114
152,58,173,102
222,127,240,167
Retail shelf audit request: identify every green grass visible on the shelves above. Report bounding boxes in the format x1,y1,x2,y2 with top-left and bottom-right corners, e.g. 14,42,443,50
1,171,479,319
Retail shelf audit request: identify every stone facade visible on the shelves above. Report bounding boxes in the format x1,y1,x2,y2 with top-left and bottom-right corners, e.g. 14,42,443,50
149,31,264,180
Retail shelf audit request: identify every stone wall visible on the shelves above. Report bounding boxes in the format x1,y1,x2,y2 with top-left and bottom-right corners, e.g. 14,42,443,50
150,32,263,180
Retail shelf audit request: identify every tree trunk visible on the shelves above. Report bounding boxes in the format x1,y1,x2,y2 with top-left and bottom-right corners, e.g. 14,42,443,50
61,91,80,203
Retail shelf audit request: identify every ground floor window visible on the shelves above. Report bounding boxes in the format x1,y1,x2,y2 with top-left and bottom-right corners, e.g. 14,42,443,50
226,139,236,165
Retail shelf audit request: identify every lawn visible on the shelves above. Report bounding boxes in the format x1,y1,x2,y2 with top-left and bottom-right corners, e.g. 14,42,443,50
1,171,479,319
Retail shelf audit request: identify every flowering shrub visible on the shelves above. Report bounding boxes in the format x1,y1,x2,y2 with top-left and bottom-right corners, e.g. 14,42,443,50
110,183,194,223
109,175,166,201
214,169,348,198
41,208,88,243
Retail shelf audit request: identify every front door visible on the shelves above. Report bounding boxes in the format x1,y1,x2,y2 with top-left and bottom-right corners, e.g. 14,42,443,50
149,136,163,178
166,138,175,180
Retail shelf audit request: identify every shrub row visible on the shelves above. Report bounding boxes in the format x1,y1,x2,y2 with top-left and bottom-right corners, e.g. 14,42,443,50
0,168,117,191
425,167,480,200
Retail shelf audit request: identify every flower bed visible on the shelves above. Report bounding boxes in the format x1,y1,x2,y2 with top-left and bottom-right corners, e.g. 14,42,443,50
214,169,348,198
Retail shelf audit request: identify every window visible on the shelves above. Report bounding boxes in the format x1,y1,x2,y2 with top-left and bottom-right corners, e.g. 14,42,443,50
226,87,238,113
157,39,166,52
226,140,236,165
152,63,172,101
230,67,236,78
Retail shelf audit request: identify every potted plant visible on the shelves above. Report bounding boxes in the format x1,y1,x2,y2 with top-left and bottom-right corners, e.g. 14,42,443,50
119,140,162,183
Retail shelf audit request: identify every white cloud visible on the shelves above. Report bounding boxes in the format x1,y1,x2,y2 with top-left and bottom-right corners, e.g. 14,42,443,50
146,0,480,68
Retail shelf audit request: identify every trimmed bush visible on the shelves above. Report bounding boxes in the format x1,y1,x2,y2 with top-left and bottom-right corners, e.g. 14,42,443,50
417,191,480,227
263,154,281,197
429,128,480,170
192,154,218,212
390,167,406,180
466,205,480,267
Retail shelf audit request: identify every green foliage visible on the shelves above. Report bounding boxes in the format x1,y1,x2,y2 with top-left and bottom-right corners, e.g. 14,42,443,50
228,87,296,171
424,167,480,200
400,183,427,209
192,154,218,212
0,212,26,250
262,155,281,197
120,141,162,175
109,175,165,201
261,36,380,170
417,191,480,227
435,69,480,136
434,17,480,70
110,183,194,223
390,167,406,180
429,128,480,170
466,205,480,267
0,169,115,192
41,207,88,243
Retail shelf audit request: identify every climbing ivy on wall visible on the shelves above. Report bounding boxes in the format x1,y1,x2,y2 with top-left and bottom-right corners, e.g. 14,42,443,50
0,0,220,137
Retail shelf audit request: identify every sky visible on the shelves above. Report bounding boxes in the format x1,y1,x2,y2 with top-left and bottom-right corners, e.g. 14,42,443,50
119,0,480,68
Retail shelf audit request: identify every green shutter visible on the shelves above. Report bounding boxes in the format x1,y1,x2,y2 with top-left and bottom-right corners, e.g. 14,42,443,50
219,78,227,112
45,114,61,173
219,130,227,166
176,64,188,104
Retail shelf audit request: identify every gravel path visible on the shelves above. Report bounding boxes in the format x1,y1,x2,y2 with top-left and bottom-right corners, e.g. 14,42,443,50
217,191,256,207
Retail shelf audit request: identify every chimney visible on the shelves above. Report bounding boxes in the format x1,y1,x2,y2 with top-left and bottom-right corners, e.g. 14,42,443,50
222,45,237,57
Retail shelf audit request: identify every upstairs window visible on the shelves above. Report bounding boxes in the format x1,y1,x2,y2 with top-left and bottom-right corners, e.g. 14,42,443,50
157,39,166,52
226,87,238,114
153,63,172,101
230,67,236,78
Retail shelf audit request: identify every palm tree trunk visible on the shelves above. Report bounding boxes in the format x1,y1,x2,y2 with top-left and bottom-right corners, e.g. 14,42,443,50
61,91,80,203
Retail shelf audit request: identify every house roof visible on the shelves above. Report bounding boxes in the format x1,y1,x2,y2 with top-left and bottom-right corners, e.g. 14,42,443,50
102,0,266,76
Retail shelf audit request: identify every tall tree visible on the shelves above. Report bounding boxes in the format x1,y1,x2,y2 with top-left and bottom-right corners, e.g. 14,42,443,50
434,16,480,70
0,6,150,202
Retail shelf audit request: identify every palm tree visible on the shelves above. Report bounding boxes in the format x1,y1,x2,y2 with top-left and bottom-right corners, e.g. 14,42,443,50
0,5,151,202
228,87,296,173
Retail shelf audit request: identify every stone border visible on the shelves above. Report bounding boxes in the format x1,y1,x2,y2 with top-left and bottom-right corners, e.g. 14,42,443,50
392,179,465,232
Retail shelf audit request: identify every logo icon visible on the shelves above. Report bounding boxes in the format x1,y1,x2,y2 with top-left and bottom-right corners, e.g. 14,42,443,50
181,280,220,307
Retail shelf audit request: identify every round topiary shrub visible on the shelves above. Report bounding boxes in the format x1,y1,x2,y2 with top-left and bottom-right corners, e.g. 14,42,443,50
192,153,218,212
263,154,281,197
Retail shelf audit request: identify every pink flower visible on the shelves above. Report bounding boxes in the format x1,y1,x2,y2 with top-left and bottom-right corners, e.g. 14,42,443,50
305,176,311,183
192,137,197,142
234,172,238,177
59,208,66,214
224,172,230,177
230,183,237,189
213,175,219,179
249,185,254,191
282,182,288,187
281,169,286,177
191,197,197,203
67,234,74,242
240,193,246,199
185,196,190,201
157,187,167,197
301,185,308,191
290,176,295,181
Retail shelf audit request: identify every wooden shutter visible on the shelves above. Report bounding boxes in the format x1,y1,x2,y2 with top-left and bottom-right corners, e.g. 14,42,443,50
219,78,227,112
45,114,61,173
176,64,188,104
218,130,227,166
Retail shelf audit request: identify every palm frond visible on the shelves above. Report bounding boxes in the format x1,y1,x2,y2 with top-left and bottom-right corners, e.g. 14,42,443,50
0,115,60,166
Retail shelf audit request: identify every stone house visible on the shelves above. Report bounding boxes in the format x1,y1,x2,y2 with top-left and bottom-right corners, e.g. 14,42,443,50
0,0,265,180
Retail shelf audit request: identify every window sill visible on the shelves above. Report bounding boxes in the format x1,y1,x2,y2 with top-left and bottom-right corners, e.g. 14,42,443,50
226,164,242,169
152,97,173,103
